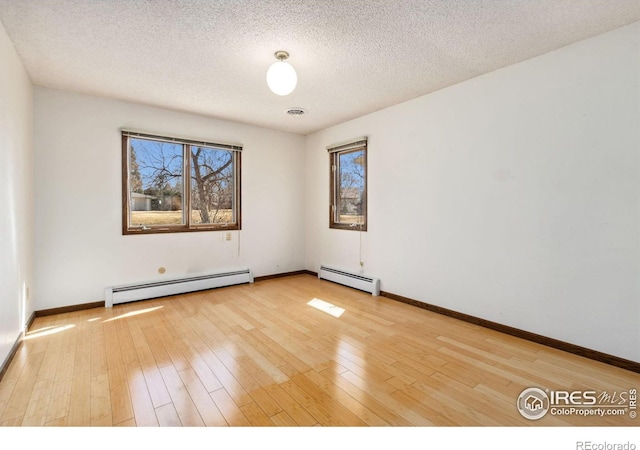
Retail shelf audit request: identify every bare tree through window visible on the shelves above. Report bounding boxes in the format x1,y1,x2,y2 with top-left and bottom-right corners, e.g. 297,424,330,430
338,149,365,222
130,139,183,225
190,146,234,224
122,132,241,234
329,138,367,230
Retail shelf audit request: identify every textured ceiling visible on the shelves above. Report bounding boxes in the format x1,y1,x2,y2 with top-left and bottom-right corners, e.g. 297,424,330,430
1,1,639,135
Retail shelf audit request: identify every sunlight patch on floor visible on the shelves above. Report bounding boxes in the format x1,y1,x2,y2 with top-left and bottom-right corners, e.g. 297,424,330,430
103,306,164,322
308,298,345,318
25,324,75,340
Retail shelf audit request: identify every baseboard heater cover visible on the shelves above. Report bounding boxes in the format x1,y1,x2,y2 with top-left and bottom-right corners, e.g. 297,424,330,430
105,269,253,307
318,265,380,296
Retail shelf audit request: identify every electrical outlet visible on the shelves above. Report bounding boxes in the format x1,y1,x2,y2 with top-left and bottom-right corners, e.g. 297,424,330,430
225,232,232,241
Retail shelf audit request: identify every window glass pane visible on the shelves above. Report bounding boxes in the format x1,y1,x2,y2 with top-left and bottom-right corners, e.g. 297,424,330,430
190,146,235,225
129,138,184,227
337,149,365,225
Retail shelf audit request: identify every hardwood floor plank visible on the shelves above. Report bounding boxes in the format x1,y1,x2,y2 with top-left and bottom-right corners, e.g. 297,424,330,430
262,383,318,426
103,320,134,425
21,378,53,426
155,403,181,427
322,369,412,426
215,348,262,393
1,347,28,384
0,381,15,419
406,377,505,426
339,369,435,426
177,368,227,426
128,319,172,409
438,343,577,395
21,323,68,426
240,401,274,426
387,340,449,370
141,324,173,369
114,417,137,427
1,351,45,423
167,316,225,393
158,365,203,426
155,316,191,372
533,355,637,390
390,358,438,385
1,417,24,426
258,326,326,370
90,373,112,426
197,351,253,407
212,303,256,331
278,379,343,426
44,329,76,423
67,369,90,426
141,364,172,410
286,372,368,426
429,371,524,426
126,365,159,427
269,410,298,426
210,387,250,426
90,318,108,377
232,326,288,369
114,314,139,369
388,388,457,426
107,366,133,426
305,369,388,426
45,416,68,426
246,386,283,418
228,335,289,385
73,319,91,375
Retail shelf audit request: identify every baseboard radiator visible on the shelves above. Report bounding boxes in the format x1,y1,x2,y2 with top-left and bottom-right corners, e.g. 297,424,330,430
318,265,380,296
105,269,254,307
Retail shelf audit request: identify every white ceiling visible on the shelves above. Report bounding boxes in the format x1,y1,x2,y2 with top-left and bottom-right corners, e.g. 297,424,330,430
1,1,638,135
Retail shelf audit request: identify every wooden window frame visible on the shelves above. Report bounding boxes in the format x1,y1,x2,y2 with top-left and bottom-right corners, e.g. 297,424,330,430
329,138,368,231
122,131,242,235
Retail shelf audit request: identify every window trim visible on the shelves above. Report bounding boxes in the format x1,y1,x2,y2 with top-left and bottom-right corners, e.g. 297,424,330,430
121,130,242,235
328,137,368,231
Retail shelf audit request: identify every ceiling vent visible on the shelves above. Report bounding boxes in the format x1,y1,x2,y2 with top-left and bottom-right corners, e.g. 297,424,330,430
286,108,306,116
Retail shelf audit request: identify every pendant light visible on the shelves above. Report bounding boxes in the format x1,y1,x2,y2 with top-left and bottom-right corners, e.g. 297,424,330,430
266,51,297,96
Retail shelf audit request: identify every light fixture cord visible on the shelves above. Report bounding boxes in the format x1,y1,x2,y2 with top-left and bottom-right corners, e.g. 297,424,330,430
359,220,364,271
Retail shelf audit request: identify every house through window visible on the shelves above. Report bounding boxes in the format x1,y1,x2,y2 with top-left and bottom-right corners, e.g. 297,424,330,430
328,137,367,231
122,130,241,234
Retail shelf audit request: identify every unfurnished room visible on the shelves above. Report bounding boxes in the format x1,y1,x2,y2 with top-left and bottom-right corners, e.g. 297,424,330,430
0,0,639,445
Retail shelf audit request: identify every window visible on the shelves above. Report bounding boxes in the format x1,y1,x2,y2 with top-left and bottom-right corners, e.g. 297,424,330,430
122,131,241,234
329,137,367,231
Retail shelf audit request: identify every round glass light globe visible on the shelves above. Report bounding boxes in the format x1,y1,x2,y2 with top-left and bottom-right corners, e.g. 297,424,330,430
266,61,297,96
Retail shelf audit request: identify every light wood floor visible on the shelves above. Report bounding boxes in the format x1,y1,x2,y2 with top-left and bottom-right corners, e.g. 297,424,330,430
0,274,638,426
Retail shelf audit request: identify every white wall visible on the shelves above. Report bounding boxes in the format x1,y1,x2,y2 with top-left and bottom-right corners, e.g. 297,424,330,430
305,23,640,362
34,88,305,310
0,23,34,365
